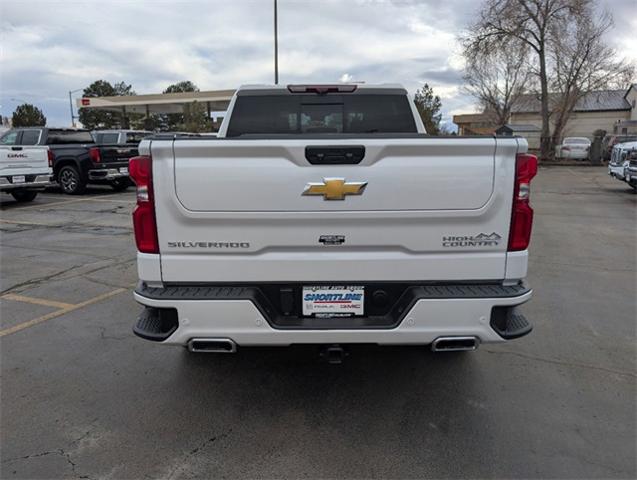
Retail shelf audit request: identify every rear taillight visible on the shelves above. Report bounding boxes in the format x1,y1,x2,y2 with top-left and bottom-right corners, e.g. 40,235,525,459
89,147,101,163
47,150,54,168
129,155,158,254
508,153,538,252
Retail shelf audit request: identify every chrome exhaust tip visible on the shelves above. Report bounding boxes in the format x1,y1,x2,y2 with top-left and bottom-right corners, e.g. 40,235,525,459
187,338,237,353
431,336,479,352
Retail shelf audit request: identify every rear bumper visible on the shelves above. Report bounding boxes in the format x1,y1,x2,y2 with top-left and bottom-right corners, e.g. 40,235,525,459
88,168,128,181
0,175,52,191
133,282,533,346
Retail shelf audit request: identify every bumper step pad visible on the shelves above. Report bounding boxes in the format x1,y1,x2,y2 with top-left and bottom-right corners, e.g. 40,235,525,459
490,306,533,339
133,307,178,341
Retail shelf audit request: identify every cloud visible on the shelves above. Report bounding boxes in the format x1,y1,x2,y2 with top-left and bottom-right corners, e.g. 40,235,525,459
0,0,633,129
419,68,464,86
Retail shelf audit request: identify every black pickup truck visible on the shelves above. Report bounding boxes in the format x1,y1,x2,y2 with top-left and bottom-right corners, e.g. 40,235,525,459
1,128,139,194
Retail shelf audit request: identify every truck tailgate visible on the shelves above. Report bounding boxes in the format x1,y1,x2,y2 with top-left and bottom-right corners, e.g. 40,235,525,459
173,138,495,211
99,144,138,165
151,137,521,283
0,146,50,176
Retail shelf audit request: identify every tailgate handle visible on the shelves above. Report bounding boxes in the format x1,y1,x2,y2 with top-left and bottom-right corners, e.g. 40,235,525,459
305,146,365,165
11,147,23,151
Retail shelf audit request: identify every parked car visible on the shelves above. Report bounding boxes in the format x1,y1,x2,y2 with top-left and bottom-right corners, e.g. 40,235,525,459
608,141,637,183
1,127,139,194
624,150,637,191
0,131,53,202
556,137,591,160
92,129,152,145
130,83,536,358
602,134,637,162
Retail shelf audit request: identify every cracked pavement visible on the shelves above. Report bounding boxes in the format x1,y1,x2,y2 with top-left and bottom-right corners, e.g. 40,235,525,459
0,171,635,479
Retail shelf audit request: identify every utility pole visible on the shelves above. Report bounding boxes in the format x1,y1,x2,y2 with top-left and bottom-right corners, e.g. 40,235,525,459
274,0,279,85
68,89,83,127
68,91,75,127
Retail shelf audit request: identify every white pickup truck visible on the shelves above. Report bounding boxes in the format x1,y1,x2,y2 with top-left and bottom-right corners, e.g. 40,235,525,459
131,84,537,358
0,130,52,202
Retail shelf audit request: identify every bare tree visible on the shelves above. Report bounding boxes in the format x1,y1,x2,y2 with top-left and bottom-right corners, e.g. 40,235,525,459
469,0,593,158
463,40,531,126
549,10,634,146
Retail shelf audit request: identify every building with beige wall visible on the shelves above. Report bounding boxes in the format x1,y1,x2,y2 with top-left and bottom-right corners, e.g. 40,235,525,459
615,84,637,134
452,113,498,135
454,84,637,142
510,87,635,140
625,84,637,120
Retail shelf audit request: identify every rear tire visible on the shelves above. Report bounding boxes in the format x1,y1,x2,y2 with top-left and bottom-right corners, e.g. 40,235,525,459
110,178,130,192
58,165,86,195
11,190,38,202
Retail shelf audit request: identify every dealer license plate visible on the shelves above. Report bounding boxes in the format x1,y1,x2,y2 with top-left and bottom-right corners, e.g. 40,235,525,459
119,167,129,174
302,285,364,316
12,175,25,184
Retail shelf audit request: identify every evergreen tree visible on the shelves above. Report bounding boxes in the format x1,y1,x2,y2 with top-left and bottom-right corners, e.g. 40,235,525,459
413,84,442,135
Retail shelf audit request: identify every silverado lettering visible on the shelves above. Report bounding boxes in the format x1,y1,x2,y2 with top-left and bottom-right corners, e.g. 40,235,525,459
167,242,250,248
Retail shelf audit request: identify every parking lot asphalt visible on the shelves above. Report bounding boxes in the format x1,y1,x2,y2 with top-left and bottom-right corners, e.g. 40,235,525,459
1,168,635,479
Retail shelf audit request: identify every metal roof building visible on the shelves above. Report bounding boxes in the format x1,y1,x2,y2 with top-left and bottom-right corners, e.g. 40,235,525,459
511,90,632,114
509,87,636,142
77,89,235,116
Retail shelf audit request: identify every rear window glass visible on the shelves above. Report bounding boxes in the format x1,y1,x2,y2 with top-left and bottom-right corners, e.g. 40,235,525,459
47,130,94,144
126,132,150,143
0,131,18,145
226,94,417,137
21,130,41,145
94,133,119,144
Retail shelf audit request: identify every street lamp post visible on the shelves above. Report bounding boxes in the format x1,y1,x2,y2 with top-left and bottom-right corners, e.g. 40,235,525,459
68,88,83,127
274,0,279,85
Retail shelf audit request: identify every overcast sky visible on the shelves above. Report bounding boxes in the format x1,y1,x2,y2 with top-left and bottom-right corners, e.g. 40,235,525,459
1,0,635,128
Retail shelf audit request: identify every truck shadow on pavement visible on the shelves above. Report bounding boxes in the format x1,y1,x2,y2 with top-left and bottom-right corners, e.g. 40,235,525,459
172,344,481,419
172,345,482,431
149,345,494,476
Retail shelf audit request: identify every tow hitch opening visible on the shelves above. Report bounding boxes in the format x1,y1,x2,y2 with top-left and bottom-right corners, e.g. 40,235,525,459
320,344,348,364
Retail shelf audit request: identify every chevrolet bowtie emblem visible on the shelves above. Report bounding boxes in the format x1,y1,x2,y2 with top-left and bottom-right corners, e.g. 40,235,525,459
303,177,368,200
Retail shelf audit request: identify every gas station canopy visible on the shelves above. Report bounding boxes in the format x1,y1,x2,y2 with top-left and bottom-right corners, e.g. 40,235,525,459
76,89,235,115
